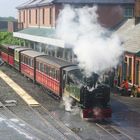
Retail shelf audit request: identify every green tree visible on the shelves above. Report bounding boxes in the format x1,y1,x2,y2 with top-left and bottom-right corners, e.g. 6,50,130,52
0,32,26,46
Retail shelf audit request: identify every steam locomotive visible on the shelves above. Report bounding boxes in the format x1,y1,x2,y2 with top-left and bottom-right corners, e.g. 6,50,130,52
0,44,112,120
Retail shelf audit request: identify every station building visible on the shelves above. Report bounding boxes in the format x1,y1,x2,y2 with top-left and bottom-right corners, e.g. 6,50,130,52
116,18,140,86
13,0,135,62
114,0,140,86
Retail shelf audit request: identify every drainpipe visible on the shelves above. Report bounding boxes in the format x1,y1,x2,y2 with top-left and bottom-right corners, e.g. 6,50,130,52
133,55,136,85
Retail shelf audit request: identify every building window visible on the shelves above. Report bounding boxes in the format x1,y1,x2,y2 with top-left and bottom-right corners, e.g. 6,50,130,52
29,10,31,24
124,7,133,17
35,9,37,24
42,8,45,24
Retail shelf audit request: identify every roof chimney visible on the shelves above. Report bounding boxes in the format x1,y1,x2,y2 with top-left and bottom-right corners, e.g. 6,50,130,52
135,0,140,24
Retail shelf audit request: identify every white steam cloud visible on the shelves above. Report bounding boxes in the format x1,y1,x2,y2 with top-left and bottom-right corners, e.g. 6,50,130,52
56,5,123,76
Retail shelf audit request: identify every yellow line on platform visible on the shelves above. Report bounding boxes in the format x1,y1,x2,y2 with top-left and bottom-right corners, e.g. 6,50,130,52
0,70,39,106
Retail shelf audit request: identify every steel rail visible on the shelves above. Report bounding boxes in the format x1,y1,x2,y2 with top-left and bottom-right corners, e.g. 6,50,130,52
96,122,134,140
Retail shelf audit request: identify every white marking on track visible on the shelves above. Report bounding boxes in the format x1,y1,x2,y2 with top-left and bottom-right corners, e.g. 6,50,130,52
0,70,39,106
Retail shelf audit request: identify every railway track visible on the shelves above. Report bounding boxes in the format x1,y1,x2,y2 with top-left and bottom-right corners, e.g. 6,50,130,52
0,101,81,140
30,105,82,140
96,121,134,140
0,102,53,140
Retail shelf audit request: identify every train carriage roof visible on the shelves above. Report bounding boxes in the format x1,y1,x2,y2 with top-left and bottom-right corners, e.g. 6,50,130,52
63,65,79,71
8,45,21,49
36,55,76,68
15,47,31,52
21,50,45,58
0,44,9,49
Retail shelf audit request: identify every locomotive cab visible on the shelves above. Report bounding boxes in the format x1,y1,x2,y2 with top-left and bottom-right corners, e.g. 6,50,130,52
62,66,83,101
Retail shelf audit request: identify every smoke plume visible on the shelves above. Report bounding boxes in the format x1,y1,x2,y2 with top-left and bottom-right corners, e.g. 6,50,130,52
56,5,123,76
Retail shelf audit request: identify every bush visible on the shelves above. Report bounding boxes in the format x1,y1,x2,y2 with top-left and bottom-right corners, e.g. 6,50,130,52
0,32,25,46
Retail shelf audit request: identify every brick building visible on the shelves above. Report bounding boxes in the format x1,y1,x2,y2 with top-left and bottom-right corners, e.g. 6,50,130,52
13,0,136,62
116,18,140,86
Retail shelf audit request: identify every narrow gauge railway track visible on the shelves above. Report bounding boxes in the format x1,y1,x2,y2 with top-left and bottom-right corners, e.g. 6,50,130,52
0,101,81,140
96,121,134,140
30,105,82,140
0,102,53,140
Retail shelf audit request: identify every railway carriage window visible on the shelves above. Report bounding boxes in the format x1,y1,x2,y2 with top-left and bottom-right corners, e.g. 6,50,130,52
25,57,27,64
31,59,34,67
48,66,51,76
15,51,17,60
56,70,60,81
27,57,29,65
46,65,49,75
58,70,60,81
36,61,39,70
56,70,58,80
26,57,28,64
27,58,30,66
42,63,44,72
38,63,40,71
67,74,75,85
21,55,23,62
52,68,55,78
29,58,31,67
54,69,57,80
24,56,26,63
22,55,24,63
50,67,52,77
67,69,84,85
43,63,45,72
20,55,22,62
40,63,44,72
28,58,30,66
23,55,25,63
44,64,46,73
26,57,28,65
28,57,30,65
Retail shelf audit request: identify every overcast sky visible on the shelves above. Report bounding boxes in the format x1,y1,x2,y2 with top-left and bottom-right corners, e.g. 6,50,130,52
0,0,27,18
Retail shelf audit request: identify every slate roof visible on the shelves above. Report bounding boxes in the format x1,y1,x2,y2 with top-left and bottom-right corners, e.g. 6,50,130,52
115,18,140,54
17,0,135,9
54,0,134,4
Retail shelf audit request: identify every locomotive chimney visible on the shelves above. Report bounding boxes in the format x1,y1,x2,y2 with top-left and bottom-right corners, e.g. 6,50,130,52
135,0,140,24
